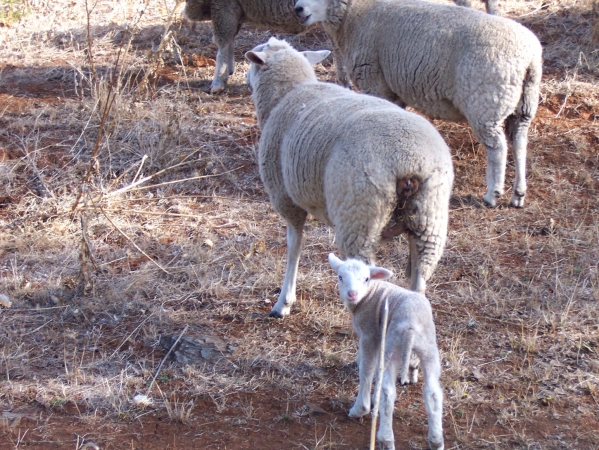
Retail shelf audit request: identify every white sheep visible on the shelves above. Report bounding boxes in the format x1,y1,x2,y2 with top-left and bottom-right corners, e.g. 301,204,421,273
245,37,453,318
184,0,306,93
294,0,542,207
328,253,444,450
454,0,499,15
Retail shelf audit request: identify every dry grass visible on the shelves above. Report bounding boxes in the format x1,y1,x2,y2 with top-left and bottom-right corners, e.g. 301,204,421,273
0,0,598,448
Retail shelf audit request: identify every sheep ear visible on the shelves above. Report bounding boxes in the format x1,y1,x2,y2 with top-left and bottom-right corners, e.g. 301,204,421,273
245,51,267,65
369,266,393,280
301,50,331,65
328,253,343,273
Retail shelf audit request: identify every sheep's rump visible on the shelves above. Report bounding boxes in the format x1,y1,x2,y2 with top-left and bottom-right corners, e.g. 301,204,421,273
259,82,451,232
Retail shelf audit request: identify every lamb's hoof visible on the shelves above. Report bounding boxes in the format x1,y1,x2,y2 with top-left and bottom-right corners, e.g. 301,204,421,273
510,193,525,208
429,440,444,450
377,439,395,450
268,305,290,319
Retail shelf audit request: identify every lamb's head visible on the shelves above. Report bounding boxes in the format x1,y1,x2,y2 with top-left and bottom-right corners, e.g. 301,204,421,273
294,0,331,26
328,253,392,309
245,37,330,123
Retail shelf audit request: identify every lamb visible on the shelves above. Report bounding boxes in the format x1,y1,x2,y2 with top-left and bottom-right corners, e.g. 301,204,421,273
454,0,499,15
328,253,444,450
294,0,542,207
245,37,453,318
184,0,306,93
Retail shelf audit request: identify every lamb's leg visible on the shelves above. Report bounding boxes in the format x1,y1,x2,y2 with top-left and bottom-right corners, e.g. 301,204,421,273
269,219,306,318
349,337,378,417
376,359,398,450
421,349,444,450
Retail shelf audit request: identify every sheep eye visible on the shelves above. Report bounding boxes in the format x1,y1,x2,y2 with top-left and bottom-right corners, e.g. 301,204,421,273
339,275,343,282
365,277,369,283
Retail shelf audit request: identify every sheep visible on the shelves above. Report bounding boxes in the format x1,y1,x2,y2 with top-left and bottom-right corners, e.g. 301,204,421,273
294,0,542,207
328,253,444,450
454,0,499,15
245,37,453,318
184,0,306,93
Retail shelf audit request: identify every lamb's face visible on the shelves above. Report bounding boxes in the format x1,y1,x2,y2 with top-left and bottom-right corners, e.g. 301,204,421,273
294,0,330,26
328,253,393,309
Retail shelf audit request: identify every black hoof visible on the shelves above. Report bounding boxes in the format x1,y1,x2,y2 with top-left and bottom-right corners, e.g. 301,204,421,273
268,310,283,319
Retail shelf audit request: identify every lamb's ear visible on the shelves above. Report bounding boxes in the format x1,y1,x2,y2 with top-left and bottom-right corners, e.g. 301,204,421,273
369,266,393,280
245,51,268,65
301,50,331,65
328,253,343,274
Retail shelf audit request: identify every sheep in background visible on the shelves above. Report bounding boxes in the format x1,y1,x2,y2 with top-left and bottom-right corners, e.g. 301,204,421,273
184,0,305,93
294,0,542,207
328,253,444,450
245,38,453,318
455,0,499,15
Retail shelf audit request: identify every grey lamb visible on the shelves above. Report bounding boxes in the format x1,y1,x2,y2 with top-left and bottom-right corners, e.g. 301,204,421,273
455,0,499,15
245,38,454,318
294,0,542,207
328,253,444,450
184,0,305,93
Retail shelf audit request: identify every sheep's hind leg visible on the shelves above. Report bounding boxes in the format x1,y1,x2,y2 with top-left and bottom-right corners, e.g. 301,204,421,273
481,127,508,207
211,40,232,94
507,115,531,207
269,216,307,318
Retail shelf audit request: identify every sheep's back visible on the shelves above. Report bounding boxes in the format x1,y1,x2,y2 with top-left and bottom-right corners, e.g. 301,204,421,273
238,0,306,32
343,0,542,121
259,82,451,226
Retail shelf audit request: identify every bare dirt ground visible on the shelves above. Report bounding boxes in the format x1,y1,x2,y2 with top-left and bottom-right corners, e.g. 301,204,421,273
0,0,598,448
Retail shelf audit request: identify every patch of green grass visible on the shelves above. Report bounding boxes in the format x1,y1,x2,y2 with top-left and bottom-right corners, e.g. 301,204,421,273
0,0,30,26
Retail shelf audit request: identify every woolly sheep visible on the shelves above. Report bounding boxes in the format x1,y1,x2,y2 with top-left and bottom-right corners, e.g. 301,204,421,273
294,0,542,207
184,0,306,93
245,37,453,318
328,253,444,450
454,0,499,15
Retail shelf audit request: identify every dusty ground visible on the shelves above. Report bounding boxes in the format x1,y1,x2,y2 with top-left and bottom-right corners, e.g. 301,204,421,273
0,0,598,448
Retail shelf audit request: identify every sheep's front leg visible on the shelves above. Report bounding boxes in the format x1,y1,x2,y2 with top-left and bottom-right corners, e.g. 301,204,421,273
269,221,305,318
349,336,378,417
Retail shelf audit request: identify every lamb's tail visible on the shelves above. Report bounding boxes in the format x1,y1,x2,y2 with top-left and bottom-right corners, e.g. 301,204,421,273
399,328,416,385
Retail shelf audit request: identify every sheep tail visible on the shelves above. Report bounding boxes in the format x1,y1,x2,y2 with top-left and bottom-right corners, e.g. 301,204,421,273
506,56,542,140
399,328,415,385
